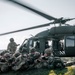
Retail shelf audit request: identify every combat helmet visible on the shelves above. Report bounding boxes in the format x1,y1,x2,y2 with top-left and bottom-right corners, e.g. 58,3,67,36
4,53,11,61
45,48,52,56
34,52,40,59
29,47,36,53
10,38,14,42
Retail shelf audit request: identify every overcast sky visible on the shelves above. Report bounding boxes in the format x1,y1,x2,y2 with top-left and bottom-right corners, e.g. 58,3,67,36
0,0,75,50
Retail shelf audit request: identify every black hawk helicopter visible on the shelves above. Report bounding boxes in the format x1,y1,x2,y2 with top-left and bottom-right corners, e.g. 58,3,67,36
1,0,75,57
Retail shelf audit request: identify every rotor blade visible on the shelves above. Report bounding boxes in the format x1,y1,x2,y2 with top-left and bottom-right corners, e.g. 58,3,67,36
0,23,50,36
62,18,75,24
6,0,57,20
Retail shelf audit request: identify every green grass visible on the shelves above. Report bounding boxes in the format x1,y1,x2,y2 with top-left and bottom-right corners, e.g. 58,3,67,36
0,66,75,75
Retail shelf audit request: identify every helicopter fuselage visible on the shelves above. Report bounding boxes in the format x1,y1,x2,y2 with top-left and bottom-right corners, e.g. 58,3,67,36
21,25,75,57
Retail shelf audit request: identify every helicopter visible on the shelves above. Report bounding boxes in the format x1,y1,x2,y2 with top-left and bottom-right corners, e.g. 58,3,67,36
1,0,75,57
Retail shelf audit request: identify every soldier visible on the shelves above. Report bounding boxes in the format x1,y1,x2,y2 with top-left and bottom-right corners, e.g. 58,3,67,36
33,52,43,69
12,52,29,71
43,48,65,69
20,47,28,56
7,38,20,54
28,47,36,65
44,48,53,57
28,47,36,58
0,50,9,56
26,47,41,69
0,55,5,72
41,48,54,69
0,53,12,72
52,57,65,69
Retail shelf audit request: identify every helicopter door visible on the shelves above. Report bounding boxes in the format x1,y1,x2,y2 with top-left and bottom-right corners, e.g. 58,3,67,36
65,36,75,56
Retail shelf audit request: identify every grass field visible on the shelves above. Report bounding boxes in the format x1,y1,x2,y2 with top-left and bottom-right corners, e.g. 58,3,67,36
0,66,75,75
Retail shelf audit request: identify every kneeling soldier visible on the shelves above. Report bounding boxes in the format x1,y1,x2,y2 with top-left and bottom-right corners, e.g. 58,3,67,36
42,48,65,69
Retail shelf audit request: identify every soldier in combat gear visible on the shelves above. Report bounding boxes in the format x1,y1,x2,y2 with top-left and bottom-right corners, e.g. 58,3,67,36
7,38,19,54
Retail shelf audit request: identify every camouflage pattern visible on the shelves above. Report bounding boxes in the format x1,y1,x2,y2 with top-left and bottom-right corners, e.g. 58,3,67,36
33,52,40,59
0,52,12,72
44,48,53,56
0,48,66,73
12,53,29,71
13,52,21,58
29,47,36,53
7,38,19,54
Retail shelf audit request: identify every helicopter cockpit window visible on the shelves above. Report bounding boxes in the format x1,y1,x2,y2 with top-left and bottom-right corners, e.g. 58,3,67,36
23,39,28,47
29,40,33,47
66,36,75,47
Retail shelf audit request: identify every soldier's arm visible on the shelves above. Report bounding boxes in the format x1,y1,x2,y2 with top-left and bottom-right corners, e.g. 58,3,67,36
14,42,20,46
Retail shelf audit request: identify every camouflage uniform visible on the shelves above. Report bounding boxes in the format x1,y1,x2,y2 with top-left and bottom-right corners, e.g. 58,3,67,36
7,38,19,54
0,50,9,56
27,47,42,69
51,57,65,69
42,48,65,69
41,48,54,69
33,52,42,69
28,47,36,65
0,53,12,72
12,53,29,71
